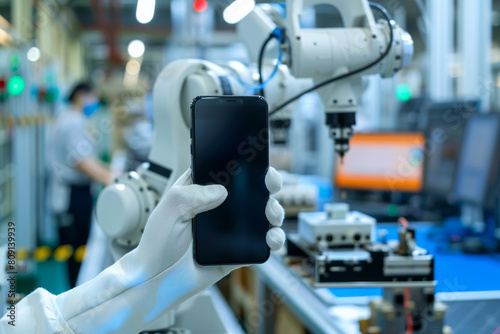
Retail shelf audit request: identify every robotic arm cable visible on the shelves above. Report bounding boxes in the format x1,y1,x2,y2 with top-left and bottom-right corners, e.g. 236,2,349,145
257,27,283,97
256,33,274,97
234,27,283,93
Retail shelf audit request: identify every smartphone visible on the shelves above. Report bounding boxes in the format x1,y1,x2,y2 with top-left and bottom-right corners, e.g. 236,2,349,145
190,95,270,265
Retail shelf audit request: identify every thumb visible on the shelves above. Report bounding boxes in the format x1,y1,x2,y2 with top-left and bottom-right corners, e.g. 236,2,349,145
172,168,193,187
169,183,228,222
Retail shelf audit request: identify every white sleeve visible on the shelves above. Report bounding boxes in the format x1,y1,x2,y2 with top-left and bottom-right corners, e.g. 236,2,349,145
0,288,74,334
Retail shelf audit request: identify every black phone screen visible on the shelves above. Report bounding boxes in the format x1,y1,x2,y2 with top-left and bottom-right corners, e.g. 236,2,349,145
191,96,270,265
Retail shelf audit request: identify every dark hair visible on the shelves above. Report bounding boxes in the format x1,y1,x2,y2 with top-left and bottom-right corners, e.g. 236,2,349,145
68,82,93,103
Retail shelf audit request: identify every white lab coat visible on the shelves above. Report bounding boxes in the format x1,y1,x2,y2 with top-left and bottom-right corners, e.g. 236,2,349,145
0,168,285,334
0,245,233,334
0,288,73,333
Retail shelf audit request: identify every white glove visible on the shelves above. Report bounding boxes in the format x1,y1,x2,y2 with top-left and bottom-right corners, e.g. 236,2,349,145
52,167,285,334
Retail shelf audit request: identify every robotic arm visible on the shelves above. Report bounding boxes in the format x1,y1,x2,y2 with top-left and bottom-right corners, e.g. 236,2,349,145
96,60,245,254
285,0,413,159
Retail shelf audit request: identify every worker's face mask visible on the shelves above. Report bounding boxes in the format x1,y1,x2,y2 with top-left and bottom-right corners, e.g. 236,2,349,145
83,96,100,117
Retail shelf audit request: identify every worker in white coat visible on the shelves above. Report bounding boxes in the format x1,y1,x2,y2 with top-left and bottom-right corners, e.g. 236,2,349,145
0,167,285,333
49,82,112,287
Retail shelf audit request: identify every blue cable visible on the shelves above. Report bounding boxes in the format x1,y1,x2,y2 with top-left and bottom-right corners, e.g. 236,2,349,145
234,27,283,93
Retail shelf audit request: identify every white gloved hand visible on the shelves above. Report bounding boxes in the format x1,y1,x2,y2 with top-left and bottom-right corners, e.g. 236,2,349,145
136,166,285,276
54,167,285,334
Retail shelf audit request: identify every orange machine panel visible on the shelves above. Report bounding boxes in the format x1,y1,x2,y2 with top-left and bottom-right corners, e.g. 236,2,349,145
335,132,425,193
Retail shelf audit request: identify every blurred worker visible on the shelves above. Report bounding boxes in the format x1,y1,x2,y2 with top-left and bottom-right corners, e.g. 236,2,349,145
48,82,112,288
0,168,285,333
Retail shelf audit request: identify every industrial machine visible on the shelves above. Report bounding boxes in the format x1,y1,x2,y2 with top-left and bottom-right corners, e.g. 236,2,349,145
284,0,413,160
287,206,448,333
287,132,449,333
94,1,414,332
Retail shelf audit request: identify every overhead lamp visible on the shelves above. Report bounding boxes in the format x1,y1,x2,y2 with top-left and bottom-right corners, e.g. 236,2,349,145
223,0,255,24
128,40,145,58
27,47,41,62
136,0,156,24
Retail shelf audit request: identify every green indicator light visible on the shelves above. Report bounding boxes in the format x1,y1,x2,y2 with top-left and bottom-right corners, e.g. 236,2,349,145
8,75,25,96
395,84,412,102
10,54,19,72
46,87,59,103
387,204,399,217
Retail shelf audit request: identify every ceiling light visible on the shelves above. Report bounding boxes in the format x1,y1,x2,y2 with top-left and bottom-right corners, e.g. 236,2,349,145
223,0,255,24
128,40,145,58
27,47,41,62
136,0,156,24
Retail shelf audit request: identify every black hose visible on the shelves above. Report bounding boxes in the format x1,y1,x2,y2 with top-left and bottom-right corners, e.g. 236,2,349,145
257,34,277,97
